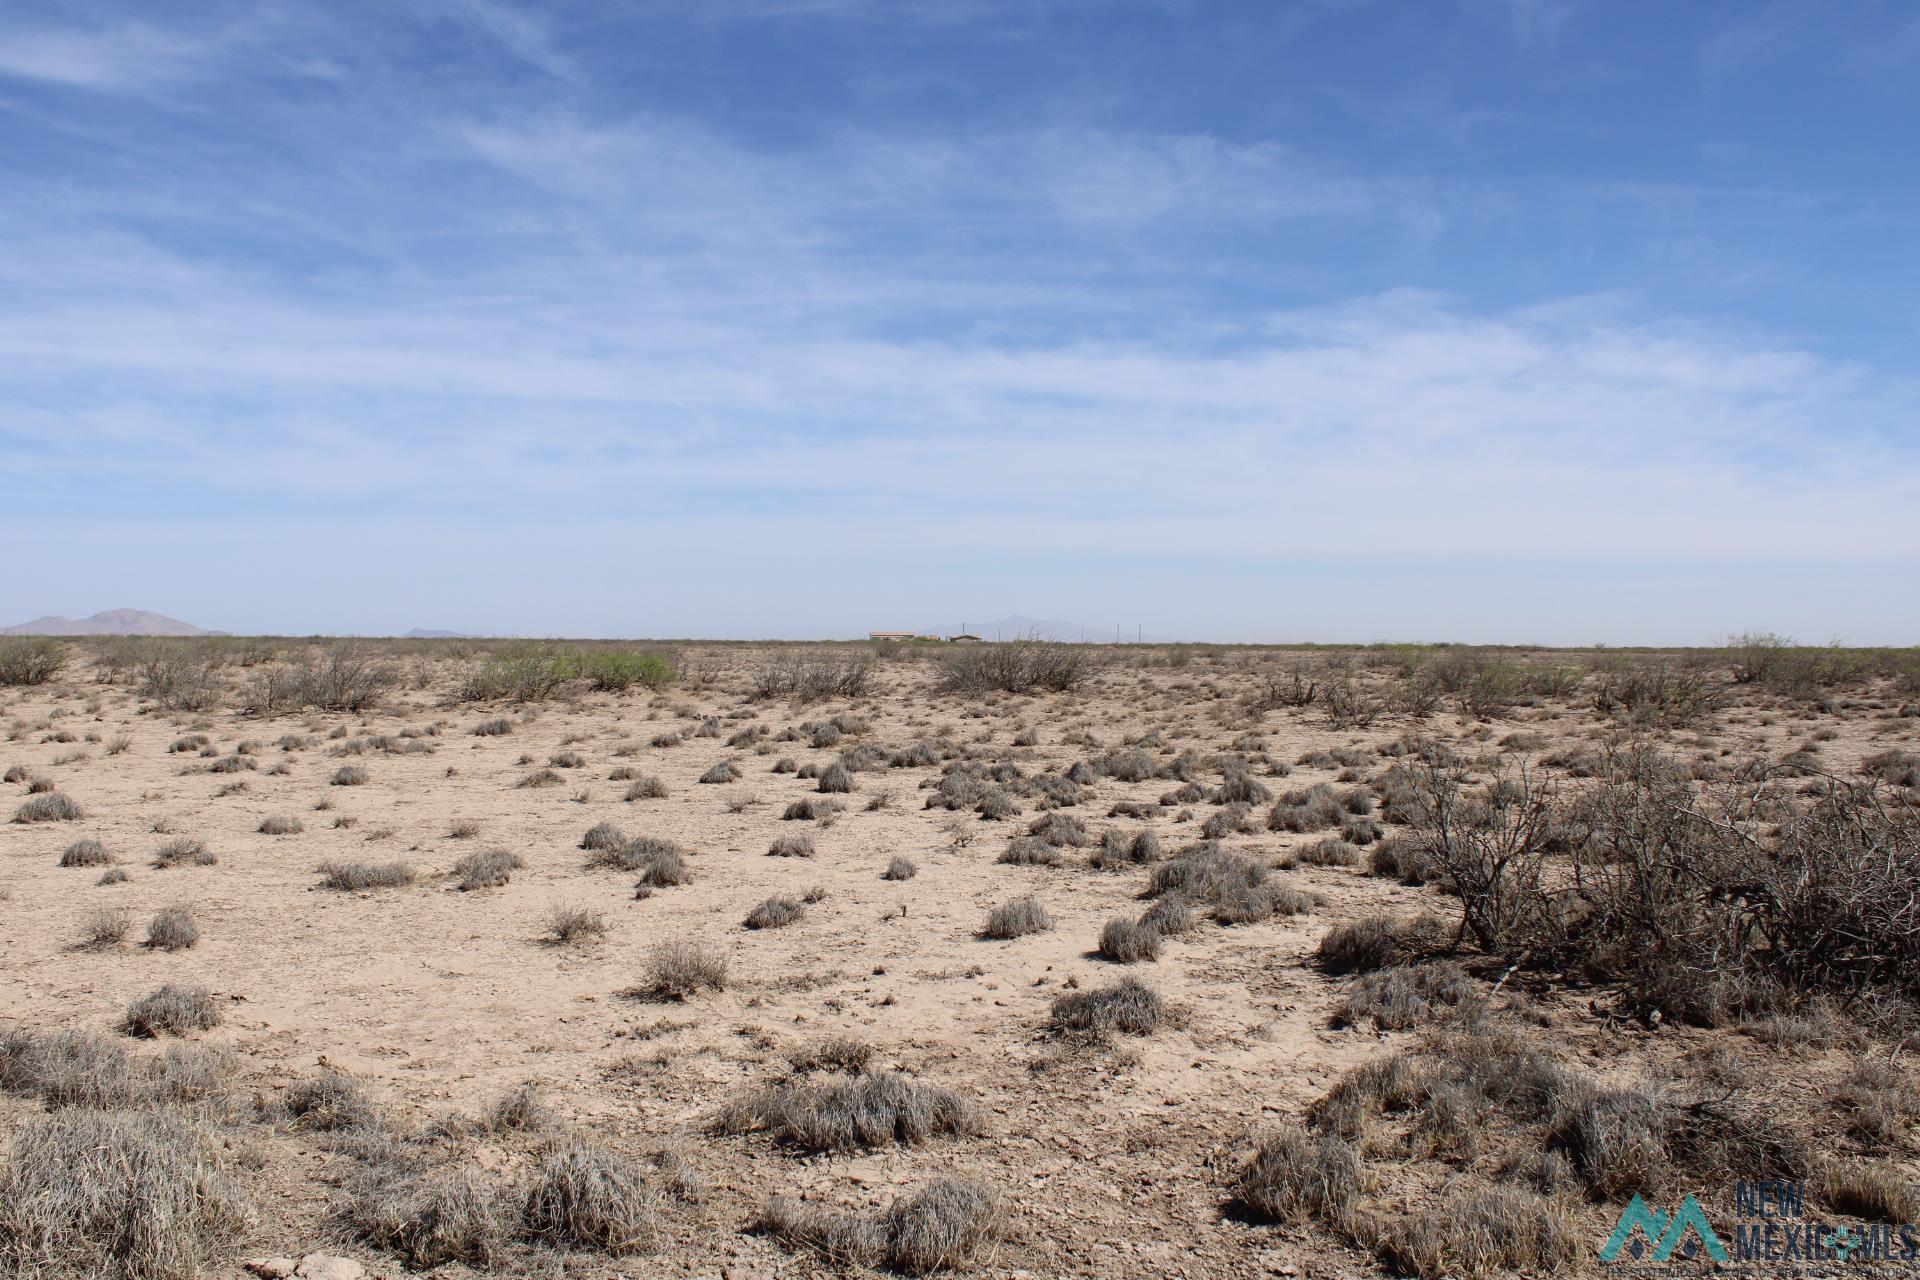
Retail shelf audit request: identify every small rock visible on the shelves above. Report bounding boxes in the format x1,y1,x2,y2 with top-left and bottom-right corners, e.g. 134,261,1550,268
294,1256,366,1280
244,1260,297,1280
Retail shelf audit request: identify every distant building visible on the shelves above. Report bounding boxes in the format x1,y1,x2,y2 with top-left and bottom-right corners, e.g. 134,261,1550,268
947,634,983,643
868,631,917,641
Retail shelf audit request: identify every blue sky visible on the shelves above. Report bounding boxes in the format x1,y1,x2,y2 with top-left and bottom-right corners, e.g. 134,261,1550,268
3,0,1916,642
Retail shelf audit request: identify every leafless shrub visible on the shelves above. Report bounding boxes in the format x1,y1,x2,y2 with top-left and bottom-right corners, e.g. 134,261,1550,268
59,838,111,868
1365,1183,1581,1280
940,631,1087,695
768,833,815,858
0,637,67,686
1099,918,1162,963
331,765,370,787
258,814,303,835
520,1140,659,1254
77,906,131,948
883,855,919,880
152,837,214,868
624,774,669,800
1316,915,1450,974
756,1177,1001,1274
745,897,806,929
545,904,610,945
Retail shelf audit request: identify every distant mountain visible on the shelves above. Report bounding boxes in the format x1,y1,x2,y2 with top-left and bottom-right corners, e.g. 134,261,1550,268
918,614,1176,644
2,609,212,637
403,628,471,639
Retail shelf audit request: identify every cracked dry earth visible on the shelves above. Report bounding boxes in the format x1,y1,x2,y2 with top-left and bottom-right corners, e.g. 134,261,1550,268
2,646,1910,1279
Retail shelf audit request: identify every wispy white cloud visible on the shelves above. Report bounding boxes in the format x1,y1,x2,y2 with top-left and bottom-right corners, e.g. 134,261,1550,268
0,20,217,91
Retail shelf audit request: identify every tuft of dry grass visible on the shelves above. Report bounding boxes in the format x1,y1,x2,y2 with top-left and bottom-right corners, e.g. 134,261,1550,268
0,1107,254,1280
745,897,806,930
258,814,303,835
454,847,522,891
121,984,222,1038
76,906,131,948
520,1141,659,1254
1235,1125,1364,1226
14,792,82,823
144,904,199,951
716,1071,974,1152
544,904,610,945
981,896,1052,940
316,859,415,891
1049,976,1166,1039
59,838,111,868
634,941,728,1001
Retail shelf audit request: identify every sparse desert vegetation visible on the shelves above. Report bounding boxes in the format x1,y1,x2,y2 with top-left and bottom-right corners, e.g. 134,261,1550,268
1,634,1917,1276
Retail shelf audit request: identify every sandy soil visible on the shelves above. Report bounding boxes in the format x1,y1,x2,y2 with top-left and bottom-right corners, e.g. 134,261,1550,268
2,644,1915,1279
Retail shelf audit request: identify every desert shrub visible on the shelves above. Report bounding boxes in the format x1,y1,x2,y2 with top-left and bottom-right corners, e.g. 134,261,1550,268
940,632,1086,695
1000,837,1065,868
1090,828,1160,871
751,651,873,704
1267,783,1342,833
623,775,668,800
456,644,571,704
517,767,561,789
782,797,832,821
1139,895,1195,936
316,859,415,891
1862,749,1920,790
1212,770,1273,806
1367,1183,1581,1280
768,833,815,858
699,759,741,785
454,848,522,890
77,906,131,948
757,1177,1001,1274
1296,835,1359,866
283,1071,376,1131
0,637,66,686
580,821,627,852
1335,961,1478,1031
549,750,585,769
258,814,303,835
138,646,224,711
14,792,82,823
637,941,728,1000
1833,1060,1920,1149
145,905,199,951
1316,915,1449,974
579,649,674,692
789,1038,875,1075
331,765,370,787
97,868,129,885
121,984,221,1038
545,904,610,944
520,1141,658,1254
345,1166,510,1270
486,1082,552,1133
1099,918,1162,963
981,896,1051,939
745,897,805,930
1028,812,1088,847
472,717,513,736
0,1107,253,1280
1201,802,1254,838
0,1027,227,1110
882,855,918,880
716,1071,972,1152
817,761,854,793
248,643,398,713
152,838,214,868
1235,1125,1364,1226
1050,976,1165,1039
1821,1158,1920,1223
1590,662,1721,727
59,838,111,868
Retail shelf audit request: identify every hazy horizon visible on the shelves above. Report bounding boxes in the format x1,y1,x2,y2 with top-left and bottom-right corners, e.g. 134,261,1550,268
4,2,1916,644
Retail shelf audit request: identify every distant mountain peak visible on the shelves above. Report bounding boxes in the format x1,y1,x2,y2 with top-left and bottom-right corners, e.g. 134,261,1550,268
1,609,211,637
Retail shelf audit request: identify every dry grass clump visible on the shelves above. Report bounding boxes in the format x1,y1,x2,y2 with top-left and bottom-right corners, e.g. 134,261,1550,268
454,847,522,890
756,1176,1002,1274
1334,961,1479,1031
882,854,918,880
1365,1184,1582,1280
717,1071,973,1152
521,1140,659,1254
317,859,416,891
152,837,214,868
473,716,514,736
1833,1060,1920,1149
331,764,370,786
768,833,815,858
516,767,562,789
1297,835,1360,866
0,1027,227,1110
623,774,669,800
281,1071,377,1132
817,761,855,793
1147,843,1308,925
258,813,304,835
981,896,1052,939
1234,1125,1364,1226
699,759,742,785
14,792,82,823
1315,914,1449,974
1098,918,1163,963
121,984,222,1038
1049,976,1165,1040
745,897,806,930
0,1107,254,1280
345,1166,511,1270
634,941,728,1000
97,867,130,886
1820,1157,1920,1223
77,906,132,948
1000,837,1066,868
579,821,626,852
58,838,111,868
145,905,199,951
544,903,610,945
788,1037,875,1074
